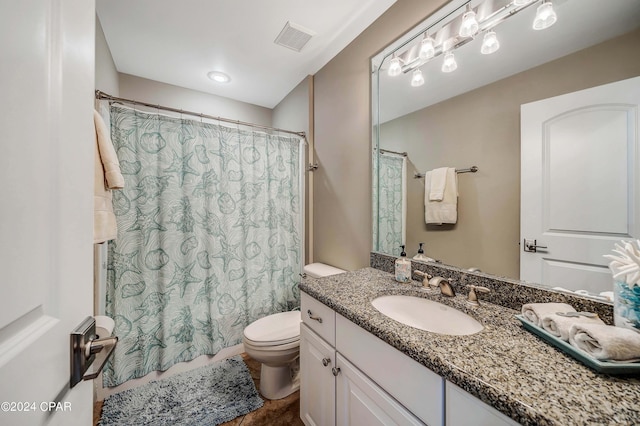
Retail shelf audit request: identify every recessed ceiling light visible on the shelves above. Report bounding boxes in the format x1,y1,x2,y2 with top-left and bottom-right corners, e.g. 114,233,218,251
207,71,231,83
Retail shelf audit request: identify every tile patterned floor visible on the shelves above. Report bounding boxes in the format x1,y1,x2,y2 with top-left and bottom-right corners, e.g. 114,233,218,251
93,353,303,426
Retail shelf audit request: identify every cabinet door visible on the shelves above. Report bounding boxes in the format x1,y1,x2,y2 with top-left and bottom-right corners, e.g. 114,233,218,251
336,314,443,425
301,323,336,426
336,354,424,426
445,381,519,426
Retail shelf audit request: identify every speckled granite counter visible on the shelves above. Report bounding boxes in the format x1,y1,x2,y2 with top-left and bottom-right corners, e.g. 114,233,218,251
299,267,640,426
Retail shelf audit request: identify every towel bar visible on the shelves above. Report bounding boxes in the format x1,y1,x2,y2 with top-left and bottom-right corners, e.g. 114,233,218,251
414,166,478,179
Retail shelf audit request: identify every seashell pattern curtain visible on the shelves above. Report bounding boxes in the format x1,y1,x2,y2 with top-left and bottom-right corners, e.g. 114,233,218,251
103,106,303,386
373,154,406,255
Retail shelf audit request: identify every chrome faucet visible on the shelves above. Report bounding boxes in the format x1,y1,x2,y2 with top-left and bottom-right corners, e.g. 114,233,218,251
428,276,455,297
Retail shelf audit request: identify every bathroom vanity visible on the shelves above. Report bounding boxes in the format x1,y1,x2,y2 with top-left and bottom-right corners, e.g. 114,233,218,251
299,267,640,425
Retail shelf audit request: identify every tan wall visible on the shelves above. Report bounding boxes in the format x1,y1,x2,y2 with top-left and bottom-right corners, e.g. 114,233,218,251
95,16,119,96
272,76,313,265
380,28,640,279
118,74,273,126
313,0,449,271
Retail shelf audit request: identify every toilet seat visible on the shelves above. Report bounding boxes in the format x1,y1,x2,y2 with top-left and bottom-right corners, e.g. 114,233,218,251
243,311,301,347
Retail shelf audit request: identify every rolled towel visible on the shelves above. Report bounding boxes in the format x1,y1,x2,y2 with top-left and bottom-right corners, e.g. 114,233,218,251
569,323,640,361
541,313,604,341
521,302,576,327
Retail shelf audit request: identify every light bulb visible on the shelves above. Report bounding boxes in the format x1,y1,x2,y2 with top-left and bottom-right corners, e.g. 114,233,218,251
419,35,435,60
459,10,479,38
533,1,557,30
481,31,500,55
441,52,457,73
388,57,402,77
411,69,425,87
207,71,231,83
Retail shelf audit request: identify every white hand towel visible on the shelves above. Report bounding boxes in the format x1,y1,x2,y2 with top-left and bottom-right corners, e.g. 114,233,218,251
429,167,448,201
521,302,575,327
569,323,640,361
541,313,604,341
424,168,458,225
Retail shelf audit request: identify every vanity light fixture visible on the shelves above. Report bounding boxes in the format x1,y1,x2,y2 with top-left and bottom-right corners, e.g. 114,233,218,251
386,0,558,87
480,31,500,54
207,71,231,83
388,55,403,77
411,69,425,87
533,0,557,30
459,5,479,38
441,51,458,73
419,33,436,60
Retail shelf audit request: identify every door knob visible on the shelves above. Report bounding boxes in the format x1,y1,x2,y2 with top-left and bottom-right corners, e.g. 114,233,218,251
332,367,341,376
322,357,331,367
523,238,547,253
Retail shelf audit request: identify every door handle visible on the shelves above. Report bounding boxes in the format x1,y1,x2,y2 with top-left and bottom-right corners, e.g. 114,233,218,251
70,316,118,388
524,239,547,253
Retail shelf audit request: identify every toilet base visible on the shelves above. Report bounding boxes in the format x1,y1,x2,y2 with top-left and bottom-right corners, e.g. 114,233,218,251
259,361,300,400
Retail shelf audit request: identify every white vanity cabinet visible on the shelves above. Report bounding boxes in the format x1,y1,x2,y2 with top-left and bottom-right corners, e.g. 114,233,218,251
335,314,443,426
300,323,336,426
335,353,423,426
445,381,519,426
301,293,423,426
300,292,519,426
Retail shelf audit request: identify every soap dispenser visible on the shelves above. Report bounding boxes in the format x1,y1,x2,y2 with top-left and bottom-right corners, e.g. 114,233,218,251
413,243,435,262
395,245,411,283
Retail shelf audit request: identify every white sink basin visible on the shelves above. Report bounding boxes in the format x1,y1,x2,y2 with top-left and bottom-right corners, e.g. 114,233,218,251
371,295,483,336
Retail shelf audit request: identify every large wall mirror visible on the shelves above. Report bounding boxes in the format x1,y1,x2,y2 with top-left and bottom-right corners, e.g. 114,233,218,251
372,0,640,297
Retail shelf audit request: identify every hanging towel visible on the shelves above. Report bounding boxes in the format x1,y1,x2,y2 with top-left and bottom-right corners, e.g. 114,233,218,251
94,109,124,244
569,323,640,361
429,167,448,201
424,167,458,225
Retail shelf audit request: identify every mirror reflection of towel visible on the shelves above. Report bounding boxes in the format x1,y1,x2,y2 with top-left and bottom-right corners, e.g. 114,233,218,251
424,167,457,225
429,167,448,201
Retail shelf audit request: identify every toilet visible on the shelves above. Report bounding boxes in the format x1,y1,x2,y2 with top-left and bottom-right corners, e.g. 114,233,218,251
242,262,345,400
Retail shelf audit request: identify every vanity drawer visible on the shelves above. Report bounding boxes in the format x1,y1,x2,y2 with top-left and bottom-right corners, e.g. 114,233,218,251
301,292,336,346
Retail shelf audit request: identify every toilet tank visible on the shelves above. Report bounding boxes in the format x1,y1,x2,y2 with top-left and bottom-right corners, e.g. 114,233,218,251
303,263,345,278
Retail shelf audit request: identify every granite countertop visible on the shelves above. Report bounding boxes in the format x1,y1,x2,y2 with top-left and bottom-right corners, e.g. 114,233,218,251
299,267,640,426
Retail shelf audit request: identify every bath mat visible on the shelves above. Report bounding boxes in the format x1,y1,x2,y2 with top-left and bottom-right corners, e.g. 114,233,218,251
100,355,263,426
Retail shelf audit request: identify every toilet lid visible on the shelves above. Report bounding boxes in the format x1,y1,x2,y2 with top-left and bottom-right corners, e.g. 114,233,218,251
244,311,301,346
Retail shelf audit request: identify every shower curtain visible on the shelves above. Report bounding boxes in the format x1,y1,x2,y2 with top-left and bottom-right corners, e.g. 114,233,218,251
373,153,406,255
103,105,303,387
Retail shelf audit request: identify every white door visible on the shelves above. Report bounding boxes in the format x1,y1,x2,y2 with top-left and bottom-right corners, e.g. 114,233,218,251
300,324,336,426
0,1,95,425
521,77,640,294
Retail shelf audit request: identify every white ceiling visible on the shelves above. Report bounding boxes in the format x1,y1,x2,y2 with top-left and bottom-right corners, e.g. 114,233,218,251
96,0,396,109
378,0,640,123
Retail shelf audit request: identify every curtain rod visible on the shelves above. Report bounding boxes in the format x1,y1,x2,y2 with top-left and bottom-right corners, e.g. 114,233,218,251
95,90,306,139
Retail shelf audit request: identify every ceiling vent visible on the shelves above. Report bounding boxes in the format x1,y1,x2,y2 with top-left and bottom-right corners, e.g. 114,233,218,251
274,21,314,52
